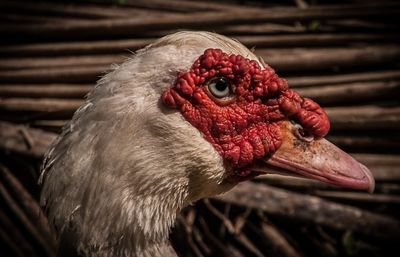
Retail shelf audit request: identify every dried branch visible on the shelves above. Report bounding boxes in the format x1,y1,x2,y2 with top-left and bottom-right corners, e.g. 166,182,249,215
0,65,105,83
287,70,400,88
215,182,400,240
1,3,398,39
0,164,56,243
245,218,302,257
326,105,400,130
258,45,400,72
0,121,57,158
327,134,399,152
297,81,400,105
0,85,92,98
0,210,38,257
0,39,152,57
0,178,56,257
0,55,122,70
314,190,400,204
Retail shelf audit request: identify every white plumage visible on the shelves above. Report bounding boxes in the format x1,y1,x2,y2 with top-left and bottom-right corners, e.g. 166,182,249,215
40,32,259,257
40,31,374,257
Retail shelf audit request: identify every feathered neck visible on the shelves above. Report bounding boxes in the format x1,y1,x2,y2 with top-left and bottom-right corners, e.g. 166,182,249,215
40,31,252,256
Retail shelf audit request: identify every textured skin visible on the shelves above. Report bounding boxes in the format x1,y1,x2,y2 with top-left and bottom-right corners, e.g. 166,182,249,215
162,48,330,181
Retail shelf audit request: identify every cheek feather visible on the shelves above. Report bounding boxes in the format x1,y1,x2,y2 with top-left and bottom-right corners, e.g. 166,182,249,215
162,48,330,180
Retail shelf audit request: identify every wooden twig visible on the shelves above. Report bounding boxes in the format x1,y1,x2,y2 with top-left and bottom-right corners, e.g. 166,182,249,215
234,232,264,257
218,23,313,35
2,33,397,57
0,38,152,57
297,81,400,105
0,84,92,98
287,70,400,87
203,199,235,234
0,122,57,158
1,4,398,39
0,55,122,70
0,0,146,19
0,179,56,257
2,46,399,84
314,190,400,204
175,214,205,257
246,219,302,257
238,33,400,48
0,210,38,257
353,153,400,166
233,208,251,235
198,217,244,257
18,126,34,149
0,98,83,113
327,134,399,152
257,173,400,189
326,105,400,130
0,164,57,244
0,65,106,83
258,45,400,72
215,182,400,240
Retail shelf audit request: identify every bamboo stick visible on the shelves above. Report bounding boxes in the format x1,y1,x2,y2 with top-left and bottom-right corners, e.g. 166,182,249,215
0,38,153,57
198,216,244,257
238,33,400,48
0,164,57,247
215,182,400,239
0,65,106,83
0,0,147,19
218,23,313,35
0,98,83,113
327,134,400,152
314,190,400,204
0,210,38,257
3,33,396,57
353,153,400,166
258,45,400,72
297,81,400,105
287,70,400,87
2,45,399,83
1,4,398,39
0,84,92,98
0,55,122,70
0,122,57,158
0,178,56,257
325,105,400,130
246,220,302,257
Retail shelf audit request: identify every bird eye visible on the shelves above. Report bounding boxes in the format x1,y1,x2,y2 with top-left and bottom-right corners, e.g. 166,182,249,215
208,77,231,98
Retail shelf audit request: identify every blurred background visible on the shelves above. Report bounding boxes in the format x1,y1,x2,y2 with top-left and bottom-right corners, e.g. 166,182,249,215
0,0,399,257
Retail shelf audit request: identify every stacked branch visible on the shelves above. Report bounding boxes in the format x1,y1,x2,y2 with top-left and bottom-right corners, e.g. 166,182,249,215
1,1,400,257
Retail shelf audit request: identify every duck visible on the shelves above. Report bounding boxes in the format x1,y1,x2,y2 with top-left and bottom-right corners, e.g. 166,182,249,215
39,31,374,257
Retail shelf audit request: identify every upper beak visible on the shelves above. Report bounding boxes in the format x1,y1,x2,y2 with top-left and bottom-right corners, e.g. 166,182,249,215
254,120,375,192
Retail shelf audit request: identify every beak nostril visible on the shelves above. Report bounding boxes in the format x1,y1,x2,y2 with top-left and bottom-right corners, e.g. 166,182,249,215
293,123,314,142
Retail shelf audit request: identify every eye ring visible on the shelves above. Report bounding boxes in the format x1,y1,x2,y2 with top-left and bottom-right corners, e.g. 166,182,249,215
205,77,235,105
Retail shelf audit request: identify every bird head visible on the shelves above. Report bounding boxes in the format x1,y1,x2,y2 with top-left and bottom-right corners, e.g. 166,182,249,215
160,41,374,193
40,31,374,256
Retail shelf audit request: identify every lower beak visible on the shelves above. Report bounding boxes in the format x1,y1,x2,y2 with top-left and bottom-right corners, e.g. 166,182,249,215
254,121,375,192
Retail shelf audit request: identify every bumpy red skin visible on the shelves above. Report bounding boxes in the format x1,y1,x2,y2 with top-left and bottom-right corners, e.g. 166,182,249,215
162,49,330,181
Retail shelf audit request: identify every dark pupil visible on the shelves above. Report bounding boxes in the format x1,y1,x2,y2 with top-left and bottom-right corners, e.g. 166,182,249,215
215,79,228,91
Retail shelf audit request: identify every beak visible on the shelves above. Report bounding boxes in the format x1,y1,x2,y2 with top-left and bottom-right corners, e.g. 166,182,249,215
254,120,375,192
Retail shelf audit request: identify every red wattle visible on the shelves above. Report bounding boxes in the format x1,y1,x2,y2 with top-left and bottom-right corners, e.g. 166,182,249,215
161,48,330,180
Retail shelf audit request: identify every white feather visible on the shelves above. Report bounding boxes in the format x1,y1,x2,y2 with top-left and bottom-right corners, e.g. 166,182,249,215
40,31,261,257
